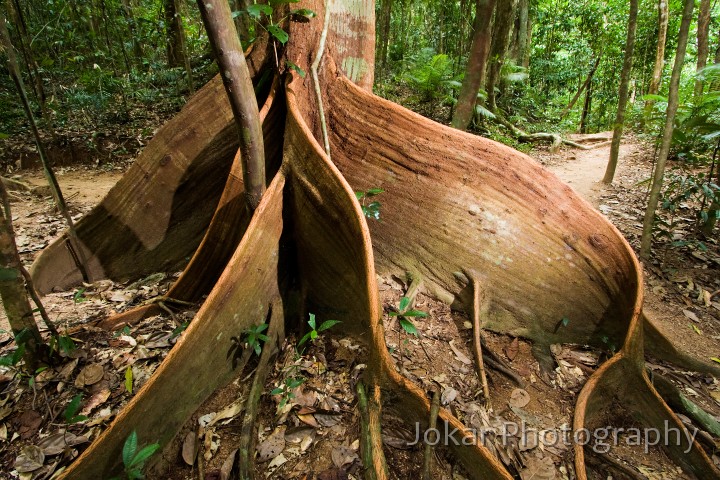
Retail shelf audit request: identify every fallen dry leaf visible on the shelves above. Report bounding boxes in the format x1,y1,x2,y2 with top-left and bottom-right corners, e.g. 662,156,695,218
509,389,530,408
182,431,197,466
257,426,286,462
74,363,104,387
15,445,45,473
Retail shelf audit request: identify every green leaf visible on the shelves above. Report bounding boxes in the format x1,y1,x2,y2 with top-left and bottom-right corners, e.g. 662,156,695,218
318,320,341,332
271,387,284,395
291,8,316,19
270,0,300,5
246,4,273,18
399,297,410,312
711,357,720,365
366,188,384,196
125,366,133,394
0,132,9,139
64,394,83,422
399,318,418,336
286,61,306,78
403,309,428,318
58,335,76,355
641,94,667,102
267,25,289,44
308,313,316,330
123,431,139,467
310,330,318,341
171,321,189,339
298,332,312,348
129,443,161,468
355,191,366,200
73,287,87,303
561,317,570,327
231,10,244,18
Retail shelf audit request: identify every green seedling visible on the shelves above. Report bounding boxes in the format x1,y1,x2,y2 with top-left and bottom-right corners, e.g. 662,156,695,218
234,2,316,47
271,375,306,409
297,313,341,350
73,287,87,303
109,430,160,480
64,394,88,424
388,296,427,336
355,188,384,220
170,321,190,339
243,322,270,356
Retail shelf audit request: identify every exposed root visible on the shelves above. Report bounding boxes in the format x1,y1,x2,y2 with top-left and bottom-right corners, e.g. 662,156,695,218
238,299,284,479
311,0,331,159
356,381,390,480
493,113,608,152
465,269,491,406
422,386,440,480
653,373,720,438
584,448,645,480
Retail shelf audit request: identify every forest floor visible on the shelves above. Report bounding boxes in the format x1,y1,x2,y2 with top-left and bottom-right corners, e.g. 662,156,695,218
0,136,719,480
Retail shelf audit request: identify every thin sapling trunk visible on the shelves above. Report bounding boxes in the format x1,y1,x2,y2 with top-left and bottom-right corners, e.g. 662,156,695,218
197,0,265,210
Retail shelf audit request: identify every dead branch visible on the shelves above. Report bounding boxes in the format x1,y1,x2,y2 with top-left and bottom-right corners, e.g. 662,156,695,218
464,269,491,406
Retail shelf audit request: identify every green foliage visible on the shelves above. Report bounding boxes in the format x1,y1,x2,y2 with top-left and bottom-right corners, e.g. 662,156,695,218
270,375,306,409
234,1,315,50
297,313,340,350
403,48,460,103
64,394,88,424
108,431,160,480
388,296,427,336
0,343,25,367
355,188,384,220
243,322,270,356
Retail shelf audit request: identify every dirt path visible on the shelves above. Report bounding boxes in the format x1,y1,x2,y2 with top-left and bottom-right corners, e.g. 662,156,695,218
542,134,641,208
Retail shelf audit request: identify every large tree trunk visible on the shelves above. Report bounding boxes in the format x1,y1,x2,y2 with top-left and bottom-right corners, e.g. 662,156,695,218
36,1,720,479
485,0,516,111
694,0,711,96
451,0,497,131
644,0,668,120
603,0,638,184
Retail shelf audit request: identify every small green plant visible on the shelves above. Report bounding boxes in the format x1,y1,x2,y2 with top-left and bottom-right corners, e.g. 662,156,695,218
297,313,341,351
0,344,25,367
403,48,461,103
355,188,384,220
243,322,270,356
270,375,306,409
388,296,427,336
73,287,87,303
49,333,76,357
109,430,160,480
64,394,88,424
114,325,132,338
170,321,190,339
234,1,315,66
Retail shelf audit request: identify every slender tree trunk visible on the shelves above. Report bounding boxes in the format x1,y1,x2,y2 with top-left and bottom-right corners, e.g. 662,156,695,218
0,12,90,282
640,0,695,258
644,0,668,120
377,0,393,73
560,53,601,119
165,0,186,68
196,0,264,209
694,0,711,96
603,0,638,184
451,0,497,131
0,181,45,371
580,79,593,133
7,0,45,110
514,0,528,66
701,141,719,235
486,0,516,111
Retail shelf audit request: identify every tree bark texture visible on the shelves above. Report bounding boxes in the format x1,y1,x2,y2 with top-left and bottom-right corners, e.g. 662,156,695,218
165,0,187,68
694,0,711,96
451,0,497,131
197,0,265,209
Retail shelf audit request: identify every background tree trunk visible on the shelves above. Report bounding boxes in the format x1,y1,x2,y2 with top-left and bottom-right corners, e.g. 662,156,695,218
644,0,668,120
580,79,593,133
603,0,638,184
640,0,695,258
165,0,187,68
376,0,393,73
694,0,711,96
485,0,517,111
513,0,528,65
451,0,497,131
560,53,601,119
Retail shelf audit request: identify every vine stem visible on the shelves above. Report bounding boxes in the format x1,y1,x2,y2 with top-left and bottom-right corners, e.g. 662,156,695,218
311,0,332,159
